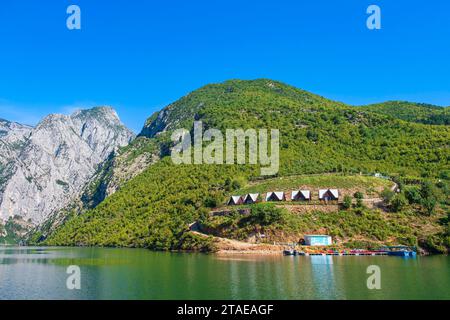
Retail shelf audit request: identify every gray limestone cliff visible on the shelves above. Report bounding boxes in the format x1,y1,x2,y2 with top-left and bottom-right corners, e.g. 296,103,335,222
0,107,134,225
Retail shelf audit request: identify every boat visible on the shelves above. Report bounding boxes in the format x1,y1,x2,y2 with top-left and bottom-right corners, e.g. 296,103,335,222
388,250,417,257
283,249,296,256
381,246,417,257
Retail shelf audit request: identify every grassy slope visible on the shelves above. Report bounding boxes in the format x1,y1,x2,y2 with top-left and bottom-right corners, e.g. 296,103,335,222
202,205,448,252
43,79,450,251
204,175,448,253
236,174,393,195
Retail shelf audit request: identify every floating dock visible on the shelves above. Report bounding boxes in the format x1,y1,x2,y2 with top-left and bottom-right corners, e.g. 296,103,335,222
297,251,388,256
284,246,417,257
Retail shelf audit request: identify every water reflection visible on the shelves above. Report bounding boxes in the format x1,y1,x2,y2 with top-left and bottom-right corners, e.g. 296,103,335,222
0,247,449,300
308,256,338,299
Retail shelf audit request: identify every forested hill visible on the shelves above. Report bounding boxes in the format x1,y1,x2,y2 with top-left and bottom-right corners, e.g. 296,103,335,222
41,79,450,249
137,79,448,177
359,101,449,125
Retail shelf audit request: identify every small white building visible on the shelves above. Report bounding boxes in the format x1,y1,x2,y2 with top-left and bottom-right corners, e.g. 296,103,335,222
265,191,286,202
243,193,259,204
318,189,339,201
304,235,332,246
291,190,311,201
227,196,243,206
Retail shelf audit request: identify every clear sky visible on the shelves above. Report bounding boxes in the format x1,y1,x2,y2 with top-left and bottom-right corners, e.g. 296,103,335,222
0,0,449,132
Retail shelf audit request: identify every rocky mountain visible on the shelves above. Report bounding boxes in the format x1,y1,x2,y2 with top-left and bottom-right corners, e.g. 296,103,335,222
0,119,33,203
0,107,134,226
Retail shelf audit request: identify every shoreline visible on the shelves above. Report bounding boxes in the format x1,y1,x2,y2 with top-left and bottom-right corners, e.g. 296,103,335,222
1,243,443,256
215,248,283,255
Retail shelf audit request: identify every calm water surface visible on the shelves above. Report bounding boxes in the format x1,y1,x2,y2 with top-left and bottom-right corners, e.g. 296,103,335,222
0,247,449,300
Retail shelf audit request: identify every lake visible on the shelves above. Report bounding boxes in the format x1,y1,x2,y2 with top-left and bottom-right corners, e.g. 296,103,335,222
0,247,449,300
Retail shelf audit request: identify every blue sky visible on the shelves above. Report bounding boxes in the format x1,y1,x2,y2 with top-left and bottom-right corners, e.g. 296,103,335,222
0,0,449,132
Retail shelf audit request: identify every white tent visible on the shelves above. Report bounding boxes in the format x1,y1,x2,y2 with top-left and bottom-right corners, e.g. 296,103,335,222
265,192,285,201
243,193,259,204
319,189,339,200
227,195,243,205
291,190,311,201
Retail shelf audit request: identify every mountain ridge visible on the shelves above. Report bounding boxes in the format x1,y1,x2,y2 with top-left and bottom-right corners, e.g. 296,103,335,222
0,106,134,231
359,101,449,125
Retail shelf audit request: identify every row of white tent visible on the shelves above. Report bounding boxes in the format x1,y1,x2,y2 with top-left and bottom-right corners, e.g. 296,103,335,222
227,189,339,205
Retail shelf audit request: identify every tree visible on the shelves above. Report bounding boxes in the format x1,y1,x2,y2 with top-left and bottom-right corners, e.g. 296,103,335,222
420,180,436,200
436,180,449,200
422,197,437,216
251,205,284,225
231,179,242,190
381,188,395,203
405,187,422,204
447,211,450,236
306,130,318,142
391,193,408,212
354,192,364,199
354,192,364,208
342,195,352,209
420,180,439,215
204,196,218,208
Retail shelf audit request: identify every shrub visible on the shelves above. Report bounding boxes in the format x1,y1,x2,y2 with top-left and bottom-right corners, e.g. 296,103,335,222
381,188,395,203
356,198,364,208
231,179,242,190
204,196,218,208
354,192,364,199
420,180,438,200
439,170,450,180
447,212,450,235
391,193,408,212
405,187,422,204
399,235,417,247
419,180,440,215
420,235,447,254
224,177,246,191
422,198,437,216
250,204,285,226
342,195,352,209
178,232,216,252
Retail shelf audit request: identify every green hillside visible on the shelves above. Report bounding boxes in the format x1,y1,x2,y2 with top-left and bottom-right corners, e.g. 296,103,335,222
42,79,450,252
137,79,449,177
360,101,450,125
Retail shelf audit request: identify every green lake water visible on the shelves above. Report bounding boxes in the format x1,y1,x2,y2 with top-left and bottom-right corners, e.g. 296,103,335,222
0,246,449,300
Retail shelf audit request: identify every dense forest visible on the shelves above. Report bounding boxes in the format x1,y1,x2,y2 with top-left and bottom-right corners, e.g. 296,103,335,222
39,79,450,252
360,101,449,125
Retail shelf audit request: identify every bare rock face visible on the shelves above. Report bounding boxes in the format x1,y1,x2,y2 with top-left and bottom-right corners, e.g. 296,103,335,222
0,119,33,205
0,107,134,225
